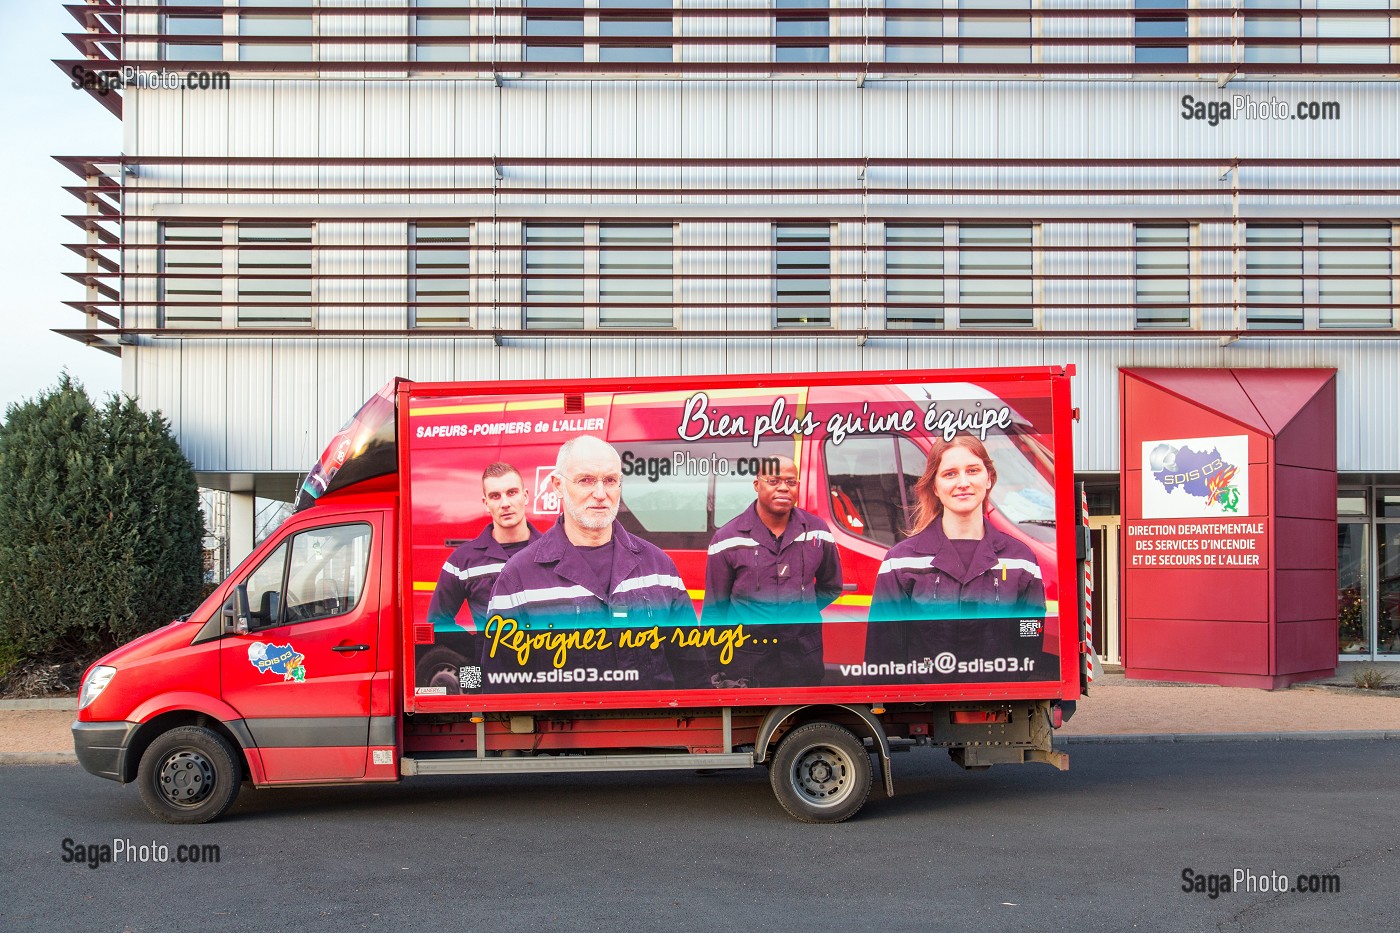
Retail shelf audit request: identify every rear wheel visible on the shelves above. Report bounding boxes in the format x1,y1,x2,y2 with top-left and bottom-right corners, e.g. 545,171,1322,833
769,722,872,824
136,726,242,824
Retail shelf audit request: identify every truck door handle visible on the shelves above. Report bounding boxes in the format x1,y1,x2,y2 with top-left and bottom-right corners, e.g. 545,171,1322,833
332,644,371,653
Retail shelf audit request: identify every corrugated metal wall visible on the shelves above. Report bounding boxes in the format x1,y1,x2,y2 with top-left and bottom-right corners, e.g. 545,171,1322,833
118,76,1400,480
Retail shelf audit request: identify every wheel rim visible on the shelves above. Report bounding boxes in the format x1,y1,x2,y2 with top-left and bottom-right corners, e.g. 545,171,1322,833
156,749,217,808
788,743,855,809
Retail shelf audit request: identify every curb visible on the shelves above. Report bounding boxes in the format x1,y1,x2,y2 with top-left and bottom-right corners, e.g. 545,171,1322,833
0,752,78,765
0,699,76,711
1058,730,1400,745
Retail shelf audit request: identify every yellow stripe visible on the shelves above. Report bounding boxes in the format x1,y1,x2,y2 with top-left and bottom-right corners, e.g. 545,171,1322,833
833,593,871,607
413,581,436,592
409,401,504,417
621,387,805,405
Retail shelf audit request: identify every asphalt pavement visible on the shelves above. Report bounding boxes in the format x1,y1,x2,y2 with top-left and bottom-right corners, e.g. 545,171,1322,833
3,740,1397,932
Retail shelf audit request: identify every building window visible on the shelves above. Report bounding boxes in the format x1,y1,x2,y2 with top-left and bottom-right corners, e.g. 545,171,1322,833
164,0,224,62
239,0,313,63
1243,0,1302,64
1338,489,1370,655
776,0,829,64
1245,224,1303,329
885,224,944,329
1134,0,1188,64
1135,224,1191,327
411,222,472,327
524,224,585,329
1376,489,1400,654
775,224,831,327
414,0,472,62
599,225,673,327
1319,225,1393,328
237,224,313,327
885,0,943,64
599,0,673,64
1318,0,1391,64
958,224,1033,327
161,223,224,328
525,0,585,63
960,0,1032,64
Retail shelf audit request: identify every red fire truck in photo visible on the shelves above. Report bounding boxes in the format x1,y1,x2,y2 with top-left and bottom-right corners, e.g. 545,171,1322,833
73,366,1089,824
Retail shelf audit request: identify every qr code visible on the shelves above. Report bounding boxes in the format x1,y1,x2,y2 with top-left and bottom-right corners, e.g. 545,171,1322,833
1018,620,1043,637
459,665,482,689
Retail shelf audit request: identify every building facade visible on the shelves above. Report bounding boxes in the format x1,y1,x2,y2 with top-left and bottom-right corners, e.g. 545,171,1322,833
59,1,1400,660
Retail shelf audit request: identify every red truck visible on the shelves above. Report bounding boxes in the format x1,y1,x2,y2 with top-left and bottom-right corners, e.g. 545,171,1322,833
73,366,1088,824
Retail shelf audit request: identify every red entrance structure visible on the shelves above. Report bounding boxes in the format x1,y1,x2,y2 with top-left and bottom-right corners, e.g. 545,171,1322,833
1120,368,1337,689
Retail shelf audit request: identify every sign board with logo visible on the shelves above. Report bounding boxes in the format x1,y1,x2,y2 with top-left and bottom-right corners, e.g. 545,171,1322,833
1120,369,1337,689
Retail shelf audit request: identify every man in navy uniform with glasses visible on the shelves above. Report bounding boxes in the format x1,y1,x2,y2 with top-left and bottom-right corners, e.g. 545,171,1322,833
482,434,699,691
701,456,843,688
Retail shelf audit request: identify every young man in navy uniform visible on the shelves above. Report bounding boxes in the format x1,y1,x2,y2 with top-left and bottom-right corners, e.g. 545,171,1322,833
427,461,542,633
702,456,843,687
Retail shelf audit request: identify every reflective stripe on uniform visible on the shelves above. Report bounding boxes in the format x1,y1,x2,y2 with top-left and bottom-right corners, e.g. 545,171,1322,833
443,560,507,581
488,585,596,614
613,573,687,596
794,529,834,545
877,556,936,575
996,558,1042,579
707,537,760,556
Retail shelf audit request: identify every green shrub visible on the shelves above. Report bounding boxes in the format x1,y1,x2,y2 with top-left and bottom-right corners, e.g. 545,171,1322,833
0,375,204,663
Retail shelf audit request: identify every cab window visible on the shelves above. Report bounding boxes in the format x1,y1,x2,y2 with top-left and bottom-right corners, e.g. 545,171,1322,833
823,435,923,547
240,523,373,628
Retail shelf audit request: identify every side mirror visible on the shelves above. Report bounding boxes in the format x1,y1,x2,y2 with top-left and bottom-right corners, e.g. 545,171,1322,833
223,585,251,635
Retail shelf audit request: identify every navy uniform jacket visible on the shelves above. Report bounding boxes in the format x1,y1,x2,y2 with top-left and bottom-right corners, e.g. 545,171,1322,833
866,520,1045,664
426,522,543,632
700,503,843,687
483,517,700,690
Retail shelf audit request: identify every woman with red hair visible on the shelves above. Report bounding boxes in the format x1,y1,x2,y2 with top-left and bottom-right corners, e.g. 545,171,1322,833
866,434,1045,664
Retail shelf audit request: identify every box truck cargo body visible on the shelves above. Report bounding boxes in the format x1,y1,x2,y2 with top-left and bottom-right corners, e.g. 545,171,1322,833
74,366,1086,824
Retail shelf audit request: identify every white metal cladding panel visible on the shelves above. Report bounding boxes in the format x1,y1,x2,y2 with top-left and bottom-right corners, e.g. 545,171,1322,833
1316,340,1399,472
862,81,910,198
273,82,320,204
769,339,821,375
410,81,456,201
130,342,183,441
903,341,957,371
362,342,408,400
832,221,863,330
727,83,773,198
179,341,229,468
679,83,727,203
679,339,735,376
363,222,407,330
498,341,548,382
679,222,724,331
633,341,682,377
545,82,590,206
542,339,593,379
1197,222,1233,332
126,221,159,330
590,83,637,199
636,82,683,204
816,83,862,199
727,223,770,331
817,339,861,374
489,220,523,331
404,338,456,384
1042,0,1130,65
131,90,184,158
363,85,411,203
454,338,503,382
225,340,274,471
773,82,819,201
315,340,365,443
455,82,496,158
904,82,953,206
858,339,912,372
589,338,638,379
270,339,319,471
315,222,365,331
498,84,547,162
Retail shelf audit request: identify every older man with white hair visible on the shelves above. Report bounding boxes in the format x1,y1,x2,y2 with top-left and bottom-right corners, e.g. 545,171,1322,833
483,435,699,690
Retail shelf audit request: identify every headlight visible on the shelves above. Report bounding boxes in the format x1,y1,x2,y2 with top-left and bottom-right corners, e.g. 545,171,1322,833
79,666,117,710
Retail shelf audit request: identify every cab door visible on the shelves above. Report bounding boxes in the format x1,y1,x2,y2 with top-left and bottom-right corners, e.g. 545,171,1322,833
220,516,381,782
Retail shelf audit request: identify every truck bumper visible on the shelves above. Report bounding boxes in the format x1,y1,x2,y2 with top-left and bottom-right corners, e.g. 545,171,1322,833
72,721,140,783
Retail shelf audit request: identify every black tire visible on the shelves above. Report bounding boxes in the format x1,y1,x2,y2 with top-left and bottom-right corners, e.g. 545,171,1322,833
768,722,872,824
416,646,470,695
136,726,242,825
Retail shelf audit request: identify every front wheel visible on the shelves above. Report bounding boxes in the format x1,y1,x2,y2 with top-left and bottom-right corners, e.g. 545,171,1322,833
769,722,872,824
136,726,242,824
